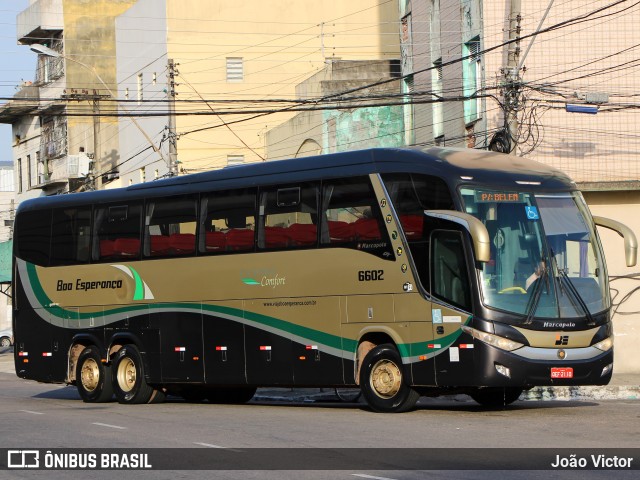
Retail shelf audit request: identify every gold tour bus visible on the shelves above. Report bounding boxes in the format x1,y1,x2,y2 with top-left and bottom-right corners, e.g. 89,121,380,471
12,147,637,412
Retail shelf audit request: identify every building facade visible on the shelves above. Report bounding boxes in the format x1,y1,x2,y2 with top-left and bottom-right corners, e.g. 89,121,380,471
265,60,404,160
403,0,640,373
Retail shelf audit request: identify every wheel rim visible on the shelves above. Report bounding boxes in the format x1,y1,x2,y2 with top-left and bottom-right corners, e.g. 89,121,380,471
369,358,402,399
0,338,9,347
117,357,137,392
80,358,100,392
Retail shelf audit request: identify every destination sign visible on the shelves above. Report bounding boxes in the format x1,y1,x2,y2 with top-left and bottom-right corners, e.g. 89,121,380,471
475,191,522,203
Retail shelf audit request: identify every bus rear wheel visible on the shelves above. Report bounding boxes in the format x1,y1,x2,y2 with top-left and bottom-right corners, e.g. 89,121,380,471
112,345,164,404
469,387,523,407
359,343,419,413
76,346,113,403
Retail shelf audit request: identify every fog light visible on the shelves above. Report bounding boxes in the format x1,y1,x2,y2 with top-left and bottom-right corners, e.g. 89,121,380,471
601,363,613,377
495,364,511,378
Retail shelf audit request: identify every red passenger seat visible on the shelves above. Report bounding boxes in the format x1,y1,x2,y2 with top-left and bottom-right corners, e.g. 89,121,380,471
100,239,115,258
205,231,226,251
226,229,254,251
399,215,423,240
169,233,195,254
327,221,355,243
114,238,140,257
288,223,317,246
149,235,171,256
264,226,289,248
355,218,382,241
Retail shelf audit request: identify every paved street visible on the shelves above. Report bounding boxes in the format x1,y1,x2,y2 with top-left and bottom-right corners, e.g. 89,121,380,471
0,352,638,480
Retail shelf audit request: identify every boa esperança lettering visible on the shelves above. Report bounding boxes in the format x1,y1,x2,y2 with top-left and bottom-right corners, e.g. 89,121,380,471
56,278,123,292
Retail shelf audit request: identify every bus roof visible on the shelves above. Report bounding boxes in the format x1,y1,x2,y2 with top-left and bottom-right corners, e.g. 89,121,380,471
18,147,576,212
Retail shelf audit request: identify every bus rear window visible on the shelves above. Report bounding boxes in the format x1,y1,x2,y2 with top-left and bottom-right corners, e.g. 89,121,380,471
15,209,52,266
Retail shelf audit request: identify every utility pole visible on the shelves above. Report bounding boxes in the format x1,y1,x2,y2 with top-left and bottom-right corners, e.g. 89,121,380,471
504,0,522,155
62,91,110,190
92,97,102,189
167,59,179,176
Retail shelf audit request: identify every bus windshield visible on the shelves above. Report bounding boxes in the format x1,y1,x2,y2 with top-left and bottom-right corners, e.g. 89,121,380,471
461,188,608,320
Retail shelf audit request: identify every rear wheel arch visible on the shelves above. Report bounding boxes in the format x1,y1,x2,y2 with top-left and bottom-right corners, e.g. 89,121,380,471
68,335,106,383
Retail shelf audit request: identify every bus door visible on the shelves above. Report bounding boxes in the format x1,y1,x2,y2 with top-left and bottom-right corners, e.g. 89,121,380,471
430,229,475,386
153,305,204,383
202,301,246,385
244,300,293,385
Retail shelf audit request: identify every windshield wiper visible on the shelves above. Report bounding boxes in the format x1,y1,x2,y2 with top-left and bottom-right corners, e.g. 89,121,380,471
524,259,548,325
554,260,596,327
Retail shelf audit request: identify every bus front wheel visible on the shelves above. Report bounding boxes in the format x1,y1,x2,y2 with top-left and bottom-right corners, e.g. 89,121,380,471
469,387,523,407
359,343,419,413
112,345,164,404
76,346,113,403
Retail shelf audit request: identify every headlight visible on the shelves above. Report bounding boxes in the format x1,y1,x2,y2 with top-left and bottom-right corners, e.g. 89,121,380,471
461,326,524,352
593,336,613,352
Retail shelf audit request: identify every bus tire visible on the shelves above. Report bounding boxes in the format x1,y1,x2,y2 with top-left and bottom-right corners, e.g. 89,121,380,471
112,345,155,404
359,343,419,413
469,387,523,407
76,346,113,403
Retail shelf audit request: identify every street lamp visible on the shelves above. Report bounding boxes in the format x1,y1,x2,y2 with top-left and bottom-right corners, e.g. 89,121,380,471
29,44,168,189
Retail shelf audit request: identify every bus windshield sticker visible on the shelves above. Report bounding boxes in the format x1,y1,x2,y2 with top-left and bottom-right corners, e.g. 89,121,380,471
525,205,540,220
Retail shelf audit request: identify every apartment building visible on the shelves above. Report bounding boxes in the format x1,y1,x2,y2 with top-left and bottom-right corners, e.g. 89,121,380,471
402,0,640,372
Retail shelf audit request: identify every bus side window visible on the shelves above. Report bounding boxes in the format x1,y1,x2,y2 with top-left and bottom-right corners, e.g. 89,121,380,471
50,207,92,266
381,173,454,289
92,203,143,261
198,188,257,254
430,230,472,311
144,195,198,257
320,177,390,254
258,183,319,250
15,209,52,266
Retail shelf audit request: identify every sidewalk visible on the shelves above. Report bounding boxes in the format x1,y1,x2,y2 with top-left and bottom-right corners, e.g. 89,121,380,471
1,349,638,402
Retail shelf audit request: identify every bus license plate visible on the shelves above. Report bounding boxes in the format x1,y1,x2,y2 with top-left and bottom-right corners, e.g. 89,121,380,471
551,367,573,379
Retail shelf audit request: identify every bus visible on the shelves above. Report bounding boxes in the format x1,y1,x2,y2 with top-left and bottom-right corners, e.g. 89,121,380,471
12,147,637,412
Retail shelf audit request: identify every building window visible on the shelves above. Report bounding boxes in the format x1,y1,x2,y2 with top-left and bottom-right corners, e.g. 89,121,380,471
140,167,146,183
226,58,244,82
137,73,143,105
17,158,22,194
432,59,444,138
0,167,14,192
27,154,32,189
227,154,245,166
40,115,68,161
34,36,64,85
463,37,481,124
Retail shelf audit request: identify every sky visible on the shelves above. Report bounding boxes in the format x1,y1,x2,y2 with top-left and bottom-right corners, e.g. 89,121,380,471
0,0,36,163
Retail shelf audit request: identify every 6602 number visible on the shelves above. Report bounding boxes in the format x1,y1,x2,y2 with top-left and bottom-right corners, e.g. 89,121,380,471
358,270,384,282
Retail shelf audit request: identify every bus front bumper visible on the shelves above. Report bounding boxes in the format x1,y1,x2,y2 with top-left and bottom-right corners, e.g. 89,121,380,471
474,341,614,387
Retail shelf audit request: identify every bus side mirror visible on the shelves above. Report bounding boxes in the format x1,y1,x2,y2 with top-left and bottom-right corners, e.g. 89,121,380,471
424,210,491,263
593,216,637,267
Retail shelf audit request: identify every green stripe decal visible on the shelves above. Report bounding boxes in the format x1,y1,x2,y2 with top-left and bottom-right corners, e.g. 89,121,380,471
129,266,145,301
24,261,457,360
